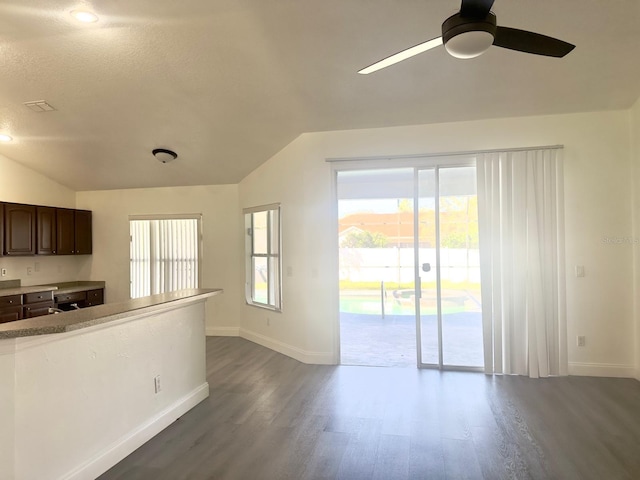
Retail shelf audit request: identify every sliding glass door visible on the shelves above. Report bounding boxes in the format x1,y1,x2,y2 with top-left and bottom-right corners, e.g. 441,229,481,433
338,160,483,369
416,166,483,368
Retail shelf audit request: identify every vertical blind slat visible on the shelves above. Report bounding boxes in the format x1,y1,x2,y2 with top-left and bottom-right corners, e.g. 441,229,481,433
130,218,199,298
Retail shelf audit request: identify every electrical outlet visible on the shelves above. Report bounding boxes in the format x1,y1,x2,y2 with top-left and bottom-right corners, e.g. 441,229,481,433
154,375,161,393
26,267,33,276
266,317,271,327
1,268,6,277
577,336,586,347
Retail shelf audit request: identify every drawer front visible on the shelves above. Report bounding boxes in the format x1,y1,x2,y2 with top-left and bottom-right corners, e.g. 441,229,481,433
25,290,54,304
55,291,86,304
0,294,23,308
85,289,104,307
23,301,54,318
0,305,23,323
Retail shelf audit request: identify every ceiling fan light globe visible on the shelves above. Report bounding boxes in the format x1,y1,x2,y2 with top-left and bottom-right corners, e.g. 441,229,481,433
445,31,494,59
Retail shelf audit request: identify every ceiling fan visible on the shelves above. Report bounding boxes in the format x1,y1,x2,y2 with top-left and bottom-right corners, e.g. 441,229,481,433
358,0,575,74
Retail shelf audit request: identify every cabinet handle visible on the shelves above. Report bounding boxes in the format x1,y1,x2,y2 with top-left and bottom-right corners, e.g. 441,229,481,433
8,300,13,304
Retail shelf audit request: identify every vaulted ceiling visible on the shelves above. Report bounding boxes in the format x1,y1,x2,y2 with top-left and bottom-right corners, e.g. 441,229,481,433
1,0,639,191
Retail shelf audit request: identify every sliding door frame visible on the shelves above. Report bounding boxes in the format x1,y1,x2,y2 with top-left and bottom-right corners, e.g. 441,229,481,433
332,155,482,371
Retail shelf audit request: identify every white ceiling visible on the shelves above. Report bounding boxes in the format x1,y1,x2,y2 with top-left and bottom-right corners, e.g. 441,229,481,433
1,0,639,191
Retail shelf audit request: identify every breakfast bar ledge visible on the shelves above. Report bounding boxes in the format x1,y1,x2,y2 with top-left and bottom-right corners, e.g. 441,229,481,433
0,288,222,480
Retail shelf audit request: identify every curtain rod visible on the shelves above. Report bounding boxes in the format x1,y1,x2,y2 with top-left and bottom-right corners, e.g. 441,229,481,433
325,144,564,163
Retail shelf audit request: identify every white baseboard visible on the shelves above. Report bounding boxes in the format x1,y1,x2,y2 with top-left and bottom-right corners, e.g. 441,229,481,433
62,383,210,480
239,328,335,365
206,326,240,336
568,362,636,378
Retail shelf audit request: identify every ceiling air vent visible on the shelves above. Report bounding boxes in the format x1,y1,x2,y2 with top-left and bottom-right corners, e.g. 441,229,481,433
23,100,56,112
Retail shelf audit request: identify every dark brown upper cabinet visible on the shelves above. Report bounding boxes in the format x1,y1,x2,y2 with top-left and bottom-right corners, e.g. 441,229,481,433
56,208,76,255
0,202,91,256
37,206,57,255
75,210,92,255
0,203,4,256
3,203,36,255
56,208,92,255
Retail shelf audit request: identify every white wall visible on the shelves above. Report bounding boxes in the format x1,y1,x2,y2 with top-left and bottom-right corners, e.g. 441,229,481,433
0,342,15,478
1,298,209,480
76,185,242,334
631,98,640,381
240,110,636,376
0,154,89,285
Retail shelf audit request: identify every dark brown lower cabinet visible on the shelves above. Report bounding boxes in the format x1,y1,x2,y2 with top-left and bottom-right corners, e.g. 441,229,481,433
0,294,23,323
84,288,104,307
23,302,54,318
1,287,104,324
0,305,23,323
56,288,104,310
23,290,54,318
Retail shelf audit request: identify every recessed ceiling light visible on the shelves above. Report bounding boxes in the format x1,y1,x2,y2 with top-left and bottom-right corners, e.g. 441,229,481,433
0,134,13,142
71,10,99,23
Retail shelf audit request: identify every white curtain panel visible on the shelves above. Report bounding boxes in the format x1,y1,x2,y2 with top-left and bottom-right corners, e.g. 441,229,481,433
477,148,567,378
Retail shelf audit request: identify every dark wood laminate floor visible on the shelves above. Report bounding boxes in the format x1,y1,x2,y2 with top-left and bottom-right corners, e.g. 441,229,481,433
99,337,640,480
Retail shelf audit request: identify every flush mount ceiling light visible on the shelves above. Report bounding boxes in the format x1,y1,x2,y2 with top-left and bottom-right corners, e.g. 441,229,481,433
152,148,178,164
70,10,99,23
442,12,497,59
0,134,13,142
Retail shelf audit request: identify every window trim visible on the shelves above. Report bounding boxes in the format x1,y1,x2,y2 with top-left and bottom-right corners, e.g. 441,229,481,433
244,204,282,312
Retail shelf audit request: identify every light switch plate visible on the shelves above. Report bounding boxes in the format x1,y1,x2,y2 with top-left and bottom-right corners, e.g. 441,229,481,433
575,265,585,277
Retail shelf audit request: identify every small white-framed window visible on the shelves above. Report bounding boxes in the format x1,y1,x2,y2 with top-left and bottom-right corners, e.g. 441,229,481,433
244,204,281,311
129,214,202,299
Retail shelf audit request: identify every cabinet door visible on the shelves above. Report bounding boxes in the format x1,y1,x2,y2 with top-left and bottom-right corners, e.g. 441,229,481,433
23,301,54,318
3,203,36,255
0,203,4,256
84,288,104,307
75,210,92,255
56,208,75,254
54,291,86,306
37,206,57,255
0,306,23,323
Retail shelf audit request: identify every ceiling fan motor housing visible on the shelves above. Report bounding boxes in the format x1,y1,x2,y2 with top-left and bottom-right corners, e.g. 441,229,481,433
442,12,497,58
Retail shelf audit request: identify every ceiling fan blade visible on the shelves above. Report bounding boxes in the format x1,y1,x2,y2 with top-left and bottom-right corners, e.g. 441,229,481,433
460,0,495,18
358,37,443,74
493,26,575,57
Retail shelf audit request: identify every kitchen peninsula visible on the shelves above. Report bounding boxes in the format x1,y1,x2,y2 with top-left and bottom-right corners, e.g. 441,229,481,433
0,288,222,480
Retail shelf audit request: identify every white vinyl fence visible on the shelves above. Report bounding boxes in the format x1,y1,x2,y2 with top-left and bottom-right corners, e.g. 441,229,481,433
339,248,480,284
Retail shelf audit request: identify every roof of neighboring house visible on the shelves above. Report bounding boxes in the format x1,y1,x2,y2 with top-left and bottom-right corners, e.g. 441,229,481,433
339,212,428,240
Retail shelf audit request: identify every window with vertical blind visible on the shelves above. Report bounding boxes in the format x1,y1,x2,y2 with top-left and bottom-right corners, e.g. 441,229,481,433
129,215,201,299
244,204,281,311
